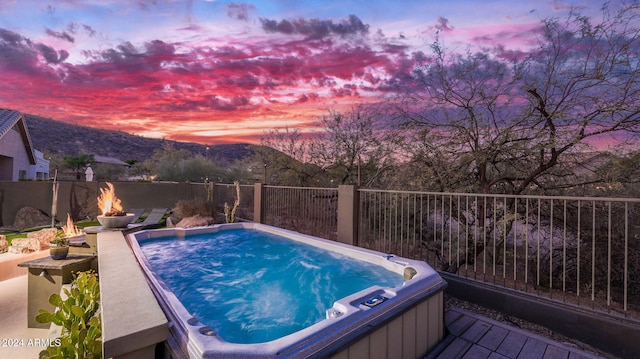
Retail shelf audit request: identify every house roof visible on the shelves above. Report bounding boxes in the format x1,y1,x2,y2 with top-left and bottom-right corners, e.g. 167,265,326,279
0,109,36,164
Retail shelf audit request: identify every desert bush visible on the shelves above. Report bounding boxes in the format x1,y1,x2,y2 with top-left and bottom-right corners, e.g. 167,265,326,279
36,270,101,359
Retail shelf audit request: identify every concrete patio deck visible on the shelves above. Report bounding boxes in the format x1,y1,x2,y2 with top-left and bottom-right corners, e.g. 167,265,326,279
0,272,612,359
0,275,48,358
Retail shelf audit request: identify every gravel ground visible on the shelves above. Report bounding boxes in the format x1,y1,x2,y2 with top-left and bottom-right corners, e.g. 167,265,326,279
444,294,617,358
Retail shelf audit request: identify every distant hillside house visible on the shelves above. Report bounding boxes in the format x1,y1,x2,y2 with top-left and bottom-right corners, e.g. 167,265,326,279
30,149,50,180
0,109,49,181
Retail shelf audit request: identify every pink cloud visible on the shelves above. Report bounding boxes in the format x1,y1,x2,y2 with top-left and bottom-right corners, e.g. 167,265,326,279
0,9,562,145
461,22,544,49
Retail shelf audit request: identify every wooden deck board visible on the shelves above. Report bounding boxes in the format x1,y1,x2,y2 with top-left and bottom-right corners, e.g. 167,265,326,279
437,337,473,358
478,325,509,351
461,319,493,343
427,307,605,359
568,352,598,359
518,338,548,359
462,344,492,359
496,331,528,358
488,352,511,359
543,345,570,359
445,308,464,326
448,314,477,336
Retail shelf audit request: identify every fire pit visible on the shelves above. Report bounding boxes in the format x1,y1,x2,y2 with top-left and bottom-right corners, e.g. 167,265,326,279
62,213,85,244
97,213,135,228
97,182,135,229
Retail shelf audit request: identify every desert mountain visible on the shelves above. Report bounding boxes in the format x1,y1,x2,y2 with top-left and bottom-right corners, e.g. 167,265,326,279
24,114,253,163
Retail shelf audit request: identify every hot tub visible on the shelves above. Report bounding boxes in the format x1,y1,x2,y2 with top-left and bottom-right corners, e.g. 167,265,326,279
127,223,447,359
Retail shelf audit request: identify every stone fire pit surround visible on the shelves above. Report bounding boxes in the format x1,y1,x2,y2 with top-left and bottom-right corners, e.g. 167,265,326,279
97,213,135,229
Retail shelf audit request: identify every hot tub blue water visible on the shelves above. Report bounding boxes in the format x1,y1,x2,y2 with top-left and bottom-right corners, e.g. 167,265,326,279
139,228,404,344
128,223,447,359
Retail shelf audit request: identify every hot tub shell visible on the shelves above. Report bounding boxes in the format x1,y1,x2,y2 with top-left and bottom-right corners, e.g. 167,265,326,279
127,223,447,359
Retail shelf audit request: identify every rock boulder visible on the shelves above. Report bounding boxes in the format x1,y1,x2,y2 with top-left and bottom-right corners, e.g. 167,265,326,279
27,228,57,250
8,228,57,253
174,215,215,228
12,207,52,231
8,245,29,254
10,237,41,252
0,236,7,254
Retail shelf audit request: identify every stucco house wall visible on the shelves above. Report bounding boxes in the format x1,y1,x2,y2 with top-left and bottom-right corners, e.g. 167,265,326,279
0,109,40,181
0,124,33,181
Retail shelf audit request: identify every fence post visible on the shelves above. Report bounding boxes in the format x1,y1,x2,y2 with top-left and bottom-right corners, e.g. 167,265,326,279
337,185,359,246
253,183,264,223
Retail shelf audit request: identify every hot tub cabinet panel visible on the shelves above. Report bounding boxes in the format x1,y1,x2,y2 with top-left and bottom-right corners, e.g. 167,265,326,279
328,292,444,359
128,223,447,359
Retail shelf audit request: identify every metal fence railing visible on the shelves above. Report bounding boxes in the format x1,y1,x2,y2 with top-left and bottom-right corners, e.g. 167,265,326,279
213,183,255,222
263,186,338,241
358,189,640,321
215,183,639,321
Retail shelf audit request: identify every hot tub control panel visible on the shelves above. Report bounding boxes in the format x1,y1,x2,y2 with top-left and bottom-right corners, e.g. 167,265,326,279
362,295,387,308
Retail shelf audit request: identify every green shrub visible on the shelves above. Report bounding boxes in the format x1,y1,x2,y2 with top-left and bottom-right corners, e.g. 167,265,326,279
36,271,101,359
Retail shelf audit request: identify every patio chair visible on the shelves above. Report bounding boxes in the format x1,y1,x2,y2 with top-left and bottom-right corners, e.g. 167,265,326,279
128,208,145,223
139,208,169,229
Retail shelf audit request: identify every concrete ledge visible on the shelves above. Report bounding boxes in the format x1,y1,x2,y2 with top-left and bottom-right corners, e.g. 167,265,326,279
98,231,168,359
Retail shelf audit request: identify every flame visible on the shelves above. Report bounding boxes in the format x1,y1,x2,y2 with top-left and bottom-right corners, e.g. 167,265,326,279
62,213,83,237
97,182,123,215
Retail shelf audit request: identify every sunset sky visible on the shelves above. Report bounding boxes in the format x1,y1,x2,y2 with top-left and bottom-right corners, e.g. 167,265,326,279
0,0,608,145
